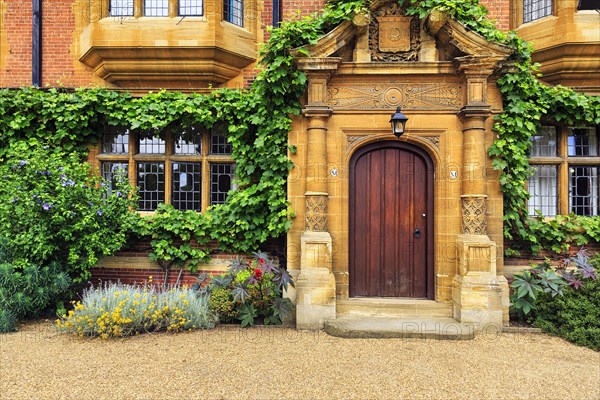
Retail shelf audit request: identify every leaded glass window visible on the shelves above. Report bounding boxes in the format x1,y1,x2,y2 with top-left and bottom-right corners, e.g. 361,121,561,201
528,165,557,216
210,163,235,205
179,0,203,16
569,166,599,216
110,0,134,16
138,162,165,210
99,123,234,212
172,162,202,210
523,0,553,23
102,126,129,154
224,0,243,27
528,125,600,217
144,0,169,16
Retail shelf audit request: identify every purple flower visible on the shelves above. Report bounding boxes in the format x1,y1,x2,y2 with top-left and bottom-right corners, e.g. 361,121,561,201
61,179,75,187
115,191,122,197
42,202,53,211
96,209,103,216
18,160,28,167
10,198,18,203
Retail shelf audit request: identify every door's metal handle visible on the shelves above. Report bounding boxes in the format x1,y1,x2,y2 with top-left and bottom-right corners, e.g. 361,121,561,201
414,228,422,238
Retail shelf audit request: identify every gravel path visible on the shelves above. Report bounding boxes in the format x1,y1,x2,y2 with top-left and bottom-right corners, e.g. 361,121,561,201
1,321,598,400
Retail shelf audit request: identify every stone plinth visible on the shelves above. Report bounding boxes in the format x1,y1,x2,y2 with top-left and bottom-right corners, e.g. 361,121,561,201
452,234,508,329
296,231,336,330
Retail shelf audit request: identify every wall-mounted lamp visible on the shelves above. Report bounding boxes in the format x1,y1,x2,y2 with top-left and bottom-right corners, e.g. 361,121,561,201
390,107,408,139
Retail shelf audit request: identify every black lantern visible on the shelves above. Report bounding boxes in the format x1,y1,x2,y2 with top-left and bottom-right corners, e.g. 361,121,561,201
390,107,408,139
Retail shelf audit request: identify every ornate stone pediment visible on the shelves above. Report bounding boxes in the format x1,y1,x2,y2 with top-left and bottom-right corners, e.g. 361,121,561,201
293,4,512,66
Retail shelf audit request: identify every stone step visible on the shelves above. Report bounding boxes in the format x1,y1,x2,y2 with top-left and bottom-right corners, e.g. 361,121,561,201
336,298,453,318
324,316,474,340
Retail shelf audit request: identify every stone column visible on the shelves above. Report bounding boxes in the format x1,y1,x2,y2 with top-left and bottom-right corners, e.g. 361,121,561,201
452,56,508,329
294,58,340,330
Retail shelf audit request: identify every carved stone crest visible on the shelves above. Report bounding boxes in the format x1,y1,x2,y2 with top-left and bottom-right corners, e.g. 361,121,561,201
370,2,420,62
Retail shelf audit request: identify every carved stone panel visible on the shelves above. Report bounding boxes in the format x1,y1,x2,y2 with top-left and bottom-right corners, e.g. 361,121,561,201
305,193,328,232
327,82,463,110
370,2,420,62
461,195,487,235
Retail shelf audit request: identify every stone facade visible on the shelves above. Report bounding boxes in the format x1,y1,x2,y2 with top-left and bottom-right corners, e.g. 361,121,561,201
0,0,597,332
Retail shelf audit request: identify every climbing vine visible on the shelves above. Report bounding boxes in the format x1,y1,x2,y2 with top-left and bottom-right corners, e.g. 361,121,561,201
1,0,599,261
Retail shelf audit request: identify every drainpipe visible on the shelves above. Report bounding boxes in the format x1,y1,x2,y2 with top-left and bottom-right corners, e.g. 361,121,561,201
32,0,42,86
272,0,281,27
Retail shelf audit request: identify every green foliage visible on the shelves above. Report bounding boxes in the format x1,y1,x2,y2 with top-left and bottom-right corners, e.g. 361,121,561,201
137,204,211,287
532,278,600,351
0,143,139,282
56,282,217,339
0,260,71,333
202,252,295,327
209,287,239,322
510,249,597,317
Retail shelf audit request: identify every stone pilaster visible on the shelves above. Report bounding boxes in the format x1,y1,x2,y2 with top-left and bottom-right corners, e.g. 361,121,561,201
294,58,340,330
453,56,507,329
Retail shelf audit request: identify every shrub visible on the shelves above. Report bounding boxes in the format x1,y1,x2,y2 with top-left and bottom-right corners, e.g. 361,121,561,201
0,260,71,333
0,142,139,283
532,278,600,351
510,248,597,316
201,252,294,327
56,282,217,339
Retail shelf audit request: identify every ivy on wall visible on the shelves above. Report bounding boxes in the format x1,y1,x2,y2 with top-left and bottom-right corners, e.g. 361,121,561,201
1,0,599,259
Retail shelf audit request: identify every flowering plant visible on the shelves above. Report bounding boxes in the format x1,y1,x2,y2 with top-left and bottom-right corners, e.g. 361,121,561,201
199,252,295,327
56,282,216,339
0,141,139,283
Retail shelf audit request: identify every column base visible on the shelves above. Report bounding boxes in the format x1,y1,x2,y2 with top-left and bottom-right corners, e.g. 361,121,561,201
452,234,508,330
295,231,336,330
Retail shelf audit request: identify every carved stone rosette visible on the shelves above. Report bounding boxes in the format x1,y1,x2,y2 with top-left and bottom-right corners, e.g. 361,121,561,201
305,192,328,232
461,195,487,235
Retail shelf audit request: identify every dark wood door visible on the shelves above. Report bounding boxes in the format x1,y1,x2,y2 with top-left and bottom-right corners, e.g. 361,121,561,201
349,141,433,298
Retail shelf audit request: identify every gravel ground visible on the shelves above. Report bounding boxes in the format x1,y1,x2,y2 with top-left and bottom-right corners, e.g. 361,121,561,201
1,321,599,400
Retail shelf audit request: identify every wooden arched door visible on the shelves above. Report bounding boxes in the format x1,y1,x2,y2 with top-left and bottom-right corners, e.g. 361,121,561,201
349,141,434,299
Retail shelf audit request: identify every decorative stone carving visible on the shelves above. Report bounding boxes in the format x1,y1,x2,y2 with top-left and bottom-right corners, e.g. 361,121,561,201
328,82,462,110
306,193,328,232
461,195,487,235
346,135,368,150
369,2,420,62
423,136,440,149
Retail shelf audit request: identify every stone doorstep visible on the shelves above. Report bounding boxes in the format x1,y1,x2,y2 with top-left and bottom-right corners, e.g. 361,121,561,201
336,298,453,318
323,316,475,340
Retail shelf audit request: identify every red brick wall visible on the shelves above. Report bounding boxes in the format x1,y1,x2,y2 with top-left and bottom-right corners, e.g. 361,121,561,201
90,267,224,287
480,0,510,31
1,1,33,86
1,0,94,87
282,0,326,19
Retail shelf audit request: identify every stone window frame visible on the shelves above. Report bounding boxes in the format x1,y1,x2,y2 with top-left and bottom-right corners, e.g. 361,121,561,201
528,124,600,217
107,0,204,18
510,0,555,28
97,124,236,212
